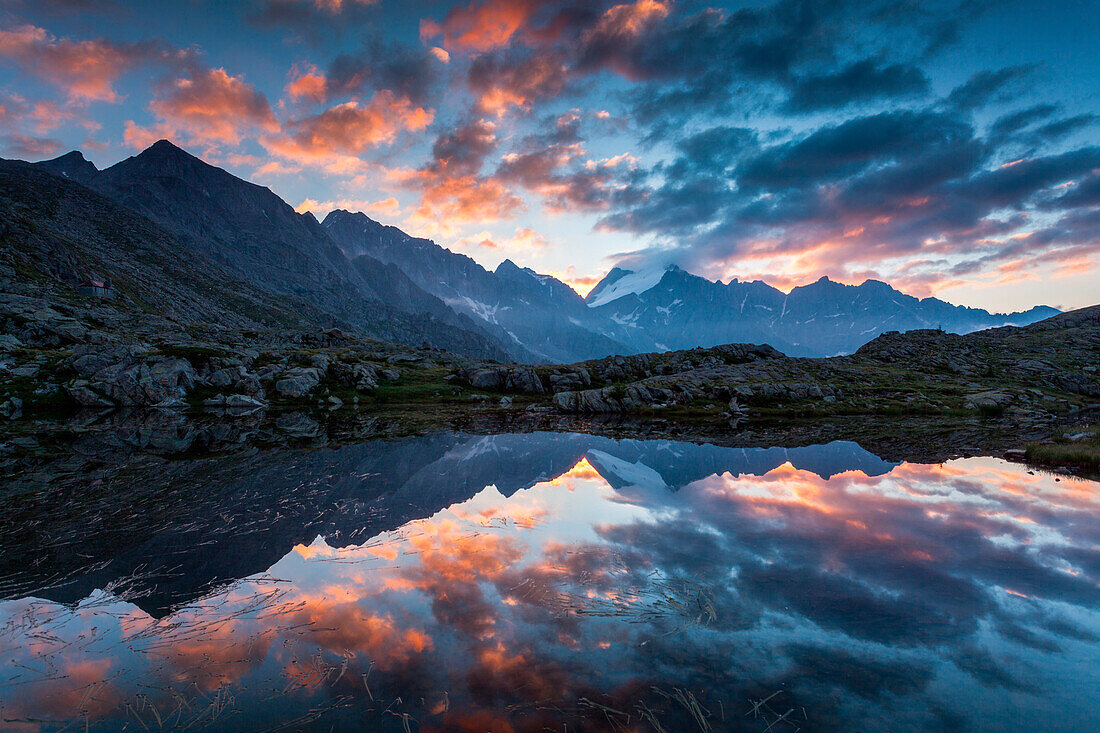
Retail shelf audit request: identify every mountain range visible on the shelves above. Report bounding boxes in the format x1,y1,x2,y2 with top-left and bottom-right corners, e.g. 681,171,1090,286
4,141,1058,362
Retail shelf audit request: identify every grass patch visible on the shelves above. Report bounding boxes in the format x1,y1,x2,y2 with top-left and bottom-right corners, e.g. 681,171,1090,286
371,367,459,405
1025,428,1100,471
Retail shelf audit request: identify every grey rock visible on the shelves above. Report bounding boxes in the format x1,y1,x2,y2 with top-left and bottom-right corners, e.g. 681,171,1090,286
208,367,240,388
226,393,266,409
274,366,323,398
65,380,113,407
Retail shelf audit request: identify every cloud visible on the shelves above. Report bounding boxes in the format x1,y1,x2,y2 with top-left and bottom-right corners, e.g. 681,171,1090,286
988,104,1059,138
783,59,930,112
269,91,434,160
285,64,328,103
389,118,523,236
590,100,1100,298
574,0,671,79
295,196,400,219
455,226,553,253
0,133,64,158
946,64,1034,110
131,66,279,147
428,118,498,176
467,49,569,114
399,171,525,236
248,0,382,43
420,0,547,53
736,110,976,192
326,38,445,105
1032,113,1097,142
494,110,637,213
0,23,183,102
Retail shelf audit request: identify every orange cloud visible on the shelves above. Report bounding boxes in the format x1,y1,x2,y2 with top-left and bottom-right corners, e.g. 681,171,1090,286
127,67,278,148
469,53,568,114
548,267,606,296
0,24,156,102
285,64,328,103
395,168,525,236
287,600,433,666
295,196,401,218
272,92,433,161
589,0,669,41
452,226,551,254
420,0,544,53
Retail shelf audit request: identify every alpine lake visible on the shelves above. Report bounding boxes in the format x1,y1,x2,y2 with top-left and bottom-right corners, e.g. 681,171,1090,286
2,416,1098,732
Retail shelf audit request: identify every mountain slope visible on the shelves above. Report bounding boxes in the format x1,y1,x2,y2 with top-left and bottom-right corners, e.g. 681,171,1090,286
15,141,1060,364
322,209,628,362
0,158,311,330
77,141,508,359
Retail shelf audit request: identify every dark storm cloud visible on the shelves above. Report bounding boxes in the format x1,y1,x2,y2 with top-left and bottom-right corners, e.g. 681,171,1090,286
783,59,930,112
1038,171,1100,210
246,0,383,44
782,643,935,699
953,147,1100,210
672,126,758,173
428,118,498,176
736,110,976,191
945,64,1035,109
988,104,1059,138
1032,113,1098,141
326,39,445,105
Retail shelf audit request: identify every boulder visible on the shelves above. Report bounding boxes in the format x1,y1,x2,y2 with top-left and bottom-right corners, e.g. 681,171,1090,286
274,366,323,398
226,393,266,409
331,362,379,392
505,368,545,395
466,367,507,389
65,380,114,407
208,367,240,388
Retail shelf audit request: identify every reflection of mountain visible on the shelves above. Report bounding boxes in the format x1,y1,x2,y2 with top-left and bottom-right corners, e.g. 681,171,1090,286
8,432,895,615
6,452,1098,733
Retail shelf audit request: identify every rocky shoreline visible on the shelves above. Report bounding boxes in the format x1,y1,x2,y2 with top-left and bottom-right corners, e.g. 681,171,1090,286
2,282,1097,473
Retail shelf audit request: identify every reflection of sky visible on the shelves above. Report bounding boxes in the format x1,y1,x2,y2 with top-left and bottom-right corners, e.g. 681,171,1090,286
2,455,1098,731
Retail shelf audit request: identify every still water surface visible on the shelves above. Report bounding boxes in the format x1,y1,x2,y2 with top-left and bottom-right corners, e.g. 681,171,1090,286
1,432,1098,731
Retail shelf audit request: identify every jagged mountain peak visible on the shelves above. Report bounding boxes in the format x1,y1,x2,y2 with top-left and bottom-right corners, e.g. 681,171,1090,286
133,139,204,166
494,258,524,275
495,259,547,281
323,208,367,225
33,150,99,184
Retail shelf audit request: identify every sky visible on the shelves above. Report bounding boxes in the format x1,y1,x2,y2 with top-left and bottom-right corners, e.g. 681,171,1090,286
0,0,1097,312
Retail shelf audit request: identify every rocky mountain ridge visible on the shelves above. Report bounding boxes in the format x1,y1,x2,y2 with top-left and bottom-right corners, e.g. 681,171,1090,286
7,143,511,360
4,141,1063,367
583,265,1059,357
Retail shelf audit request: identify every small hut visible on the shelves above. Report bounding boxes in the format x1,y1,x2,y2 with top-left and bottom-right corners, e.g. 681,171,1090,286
77,278,115,299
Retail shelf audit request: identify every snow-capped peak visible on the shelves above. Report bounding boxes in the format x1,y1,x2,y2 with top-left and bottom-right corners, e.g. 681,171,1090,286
586,264,678,308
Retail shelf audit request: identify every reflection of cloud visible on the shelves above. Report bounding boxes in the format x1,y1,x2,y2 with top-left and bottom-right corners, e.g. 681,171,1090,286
2,452,1098,731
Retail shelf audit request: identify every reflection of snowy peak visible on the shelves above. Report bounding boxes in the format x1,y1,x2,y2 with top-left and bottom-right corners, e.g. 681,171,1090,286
586,450,669,491
24,430,900,617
